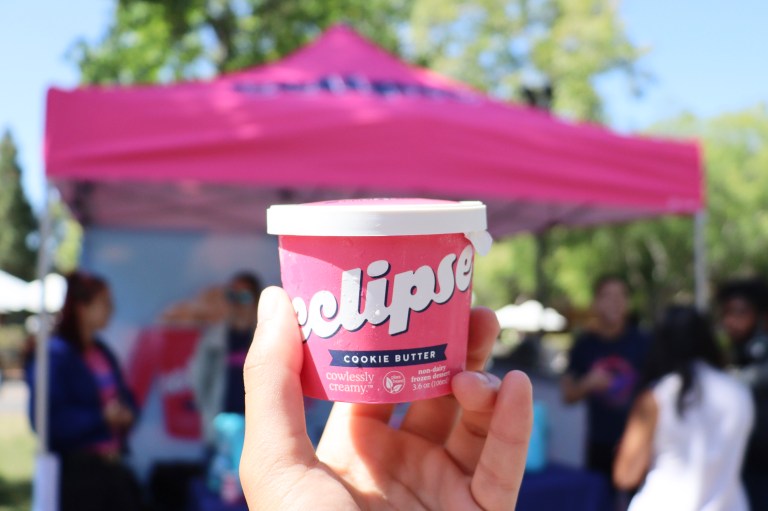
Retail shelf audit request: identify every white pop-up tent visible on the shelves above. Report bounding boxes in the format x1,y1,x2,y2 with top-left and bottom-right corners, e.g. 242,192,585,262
0,272,66,314
0,270,29,312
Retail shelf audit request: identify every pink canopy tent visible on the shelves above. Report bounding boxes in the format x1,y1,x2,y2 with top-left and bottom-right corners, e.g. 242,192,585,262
34,27,707,474
45,25,702,237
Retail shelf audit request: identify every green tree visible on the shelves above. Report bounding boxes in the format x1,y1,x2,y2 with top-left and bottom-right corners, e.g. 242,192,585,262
0,130,38,281
69,0,411,84
655,106,768,282
473,235,535,308
408,0,644,121
50,199,83,274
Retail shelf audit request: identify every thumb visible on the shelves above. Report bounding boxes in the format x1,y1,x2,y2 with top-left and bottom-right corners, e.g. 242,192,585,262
241,286,315,479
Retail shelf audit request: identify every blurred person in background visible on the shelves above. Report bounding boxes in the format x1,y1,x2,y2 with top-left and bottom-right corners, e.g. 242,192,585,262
614,306,753,511
190,271,262,444
561,275,650,480
26,271,142,511
717,278,768,509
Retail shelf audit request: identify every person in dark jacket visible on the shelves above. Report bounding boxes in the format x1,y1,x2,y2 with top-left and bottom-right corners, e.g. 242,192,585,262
27,272,142,511
717,278,768,510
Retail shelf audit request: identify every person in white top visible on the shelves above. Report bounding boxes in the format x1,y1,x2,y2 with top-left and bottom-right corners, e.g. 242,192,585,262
614,306,755,511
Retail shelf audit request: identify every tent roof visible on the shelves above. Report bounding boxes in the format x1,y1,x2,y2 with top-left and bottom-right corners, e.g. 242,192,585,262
45,25,702,236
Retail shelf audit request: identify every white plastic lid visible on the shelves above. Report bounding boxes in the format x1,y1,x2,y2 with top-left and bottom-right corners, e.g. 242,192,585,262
267,198,487,237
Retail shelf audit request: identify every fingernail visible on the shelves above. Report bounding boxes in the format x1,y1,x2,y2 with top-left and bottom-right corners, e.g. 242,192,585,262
257,287,278,322
473,371,501,389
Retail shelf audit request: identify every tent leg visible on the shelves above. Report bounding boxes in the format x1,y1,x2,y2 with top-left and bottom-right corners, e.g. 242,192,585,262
34,184,54,454
694,209,708,311
535,232,548,303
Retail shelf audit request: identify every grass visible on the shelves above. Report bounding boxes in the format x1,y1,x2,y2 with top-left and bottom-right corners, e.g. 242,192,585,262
0,413,35,511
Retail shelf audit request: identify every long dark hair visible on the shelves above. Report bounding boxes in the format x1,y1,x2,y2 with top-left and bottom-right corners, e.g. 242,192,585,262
55,271,109,351
716,277,768,312
640,306,725,416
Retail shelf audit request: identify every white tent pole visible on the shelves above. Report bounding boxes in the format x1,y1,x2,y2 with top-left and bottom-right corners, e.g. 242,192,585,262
34,183,54,454
694,208,709,311
534,233,544,302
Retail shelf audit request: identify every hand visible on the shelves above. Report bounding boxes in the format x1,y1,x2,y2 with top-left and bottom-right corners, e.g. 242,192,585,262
240,287,533,510
582,367,613,394
104,399,134,431
116,403,134,430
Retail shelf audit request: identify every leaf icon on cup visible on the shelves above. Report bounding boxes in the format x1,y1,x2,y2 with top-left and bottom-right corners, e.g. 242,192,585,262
383,372,405,394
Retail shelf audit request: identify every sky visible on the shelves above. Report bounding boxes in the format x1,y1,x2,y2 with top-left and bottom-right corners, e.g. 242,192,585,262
1,0,767,211
598,0,768,131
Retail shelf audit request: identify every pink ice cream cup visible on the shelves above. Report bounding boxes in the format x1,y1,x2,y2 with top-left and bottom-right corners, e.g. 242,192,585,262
266,198,491,403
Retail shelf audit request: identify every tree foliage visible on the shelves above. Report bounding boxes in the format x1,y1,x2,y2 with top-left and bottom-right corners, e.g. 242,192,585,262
408,0,643,120
661,107,768,281
70,0,410,84
476,105,768,317
70,0,642,120
0,130,38,281
50,199,83,275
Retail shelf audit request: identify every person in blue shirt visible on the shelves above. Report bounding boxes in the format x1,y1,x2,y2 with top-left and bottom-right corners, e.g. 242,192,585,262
561,275,650,480
27,271,141,511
